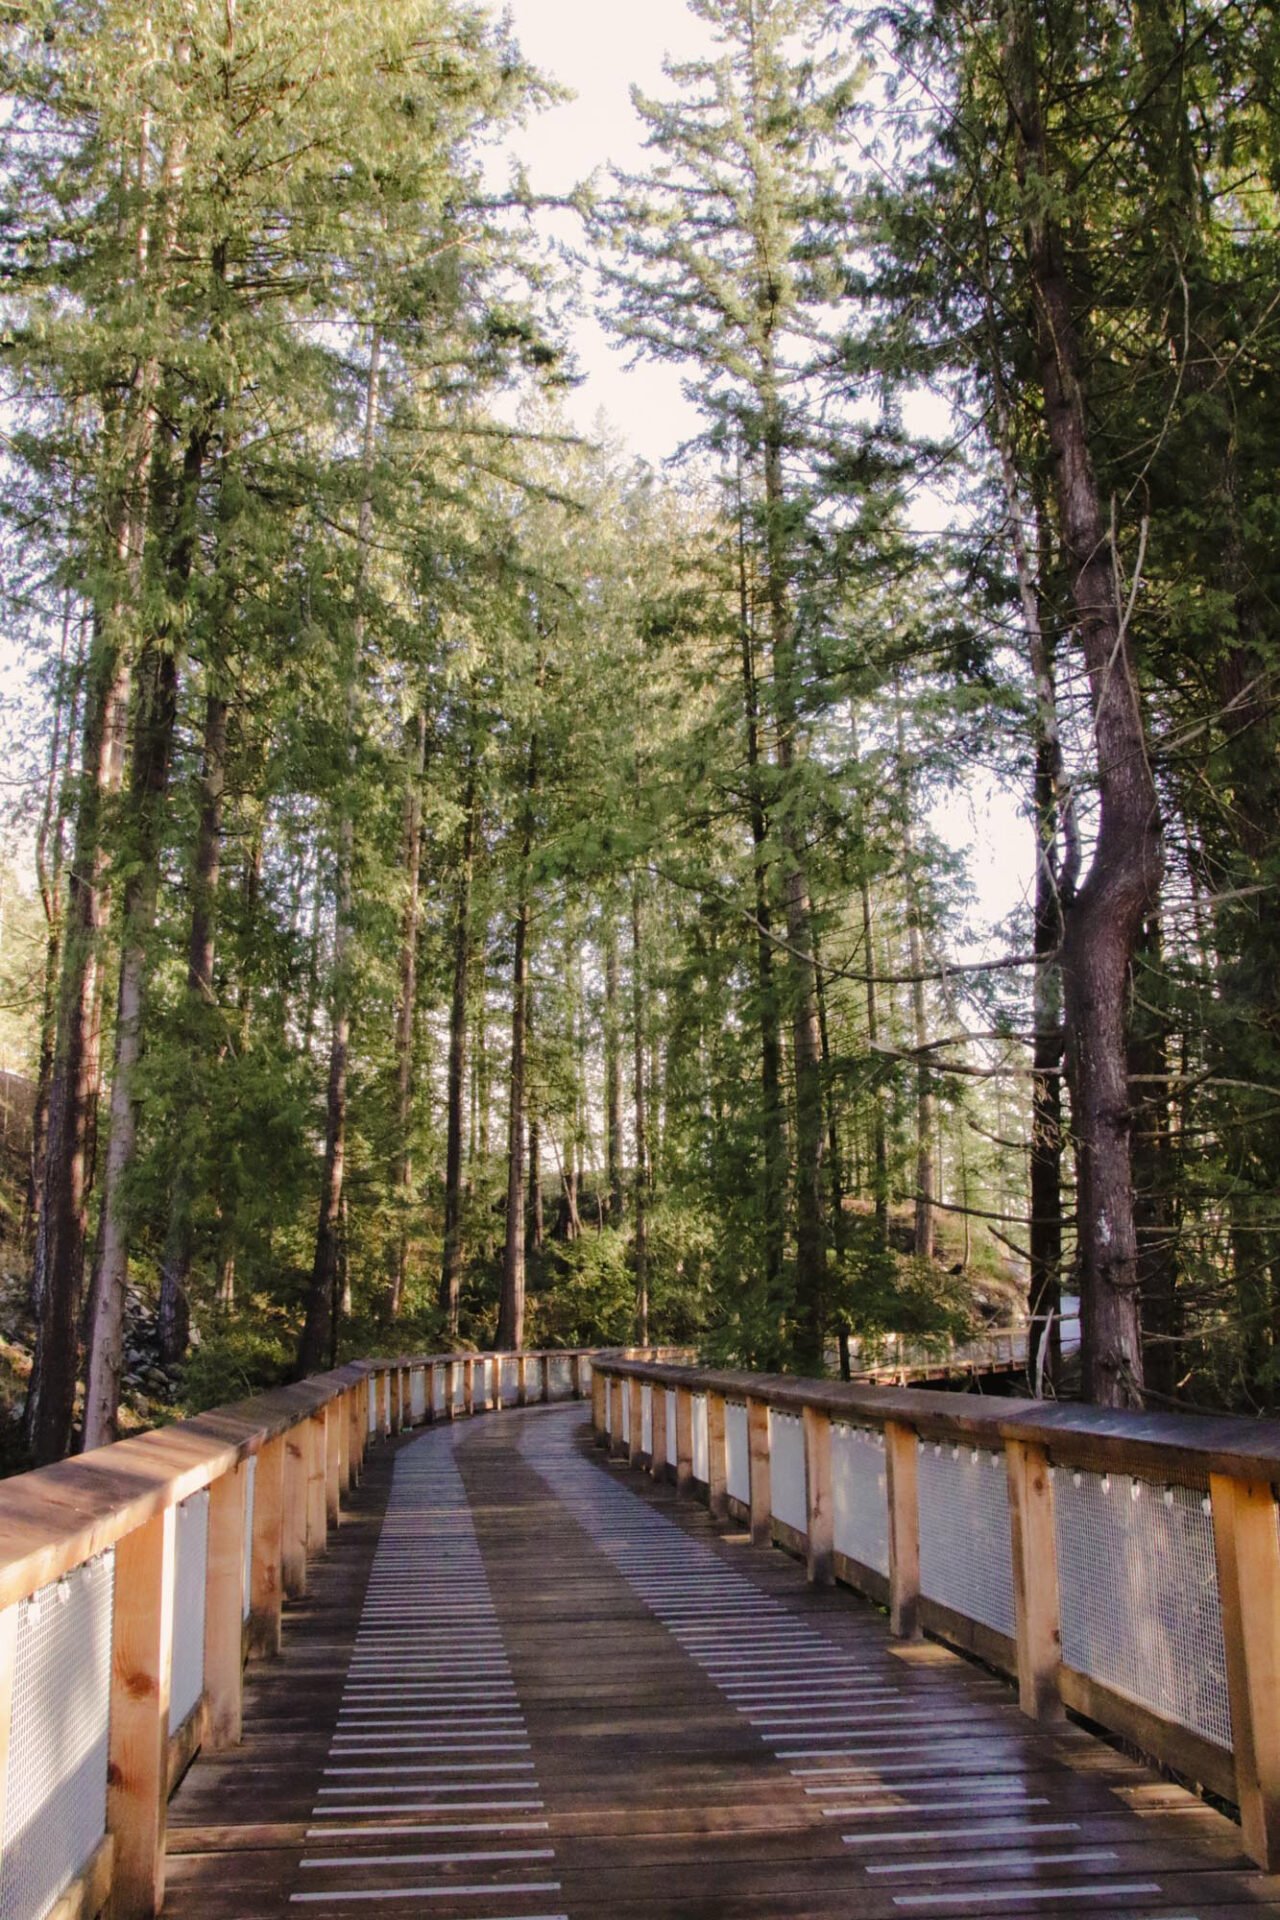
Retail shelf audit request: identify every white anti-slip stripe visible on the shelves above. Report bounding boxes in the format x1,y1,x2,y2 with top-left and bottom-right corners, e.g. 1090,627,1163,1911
843,1821,1081,1845
822,1782,1032,1798
837,1797,1049,1818
307,1824,551,1837
892,1885,1161,1910
867,1849,1119,1878
290,1884,561,1904
300,1849,555,1869
320,1772,535,1786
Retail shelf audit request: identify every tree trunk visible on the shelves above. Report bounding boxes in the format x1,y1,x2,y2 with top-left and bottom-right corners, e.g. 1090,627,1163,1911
297,329,381,1378
604,916,624,1223
1004,0,1163,1407
1129,915,1179,1399
896,703,935,1264
632,879,649,1346
439,749,476,1334
157,684,228,1366
498,734,537,1351
386,707,428,1320
761,393,825,1371
736,461,787,1317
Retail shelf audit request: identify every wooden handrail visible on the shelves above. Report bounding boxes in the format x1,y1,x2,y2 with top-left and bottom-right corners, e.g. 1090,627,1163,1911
591,1354,1280,1872
0,1344,613,1920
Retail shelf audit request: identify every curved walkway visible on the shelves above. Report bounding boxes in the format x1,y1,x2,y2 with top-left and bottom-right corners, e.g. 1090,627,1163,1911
164,1404,1280,1918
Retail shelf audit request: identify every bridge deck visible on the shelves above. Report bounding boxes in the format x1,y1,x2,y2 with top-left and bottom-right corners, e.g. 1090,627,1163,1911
164,1404,1280,1919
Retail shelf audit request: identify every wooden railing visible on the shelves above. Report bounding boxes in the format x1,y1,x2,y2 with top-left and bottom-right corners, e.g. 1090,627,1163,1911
0,1346,601,1920
591,1355,1280,1871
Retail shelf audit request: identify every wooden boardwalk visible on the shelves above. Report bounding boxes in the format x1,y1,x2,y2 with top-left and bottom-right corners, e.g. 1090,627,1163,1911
164,1403,1280,1919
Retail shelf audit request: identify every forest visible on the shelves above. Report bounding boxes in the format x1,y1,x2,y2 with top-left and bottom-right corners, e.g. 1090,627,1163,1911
0,0,1277,1467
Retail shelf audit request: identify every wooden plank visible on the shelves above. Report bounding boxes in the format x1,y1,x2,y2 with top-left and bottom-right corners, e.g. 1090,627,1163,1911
280,1423,308,1601
203,1462,247,1749
707,1392,729,1524
108,1505,176,1919
802,1405,833,1586
885,1416,920,1638
1006,1437,1062,1721
747,1397,771,1548
1211,1469,1280,1865
248,1434,284,1656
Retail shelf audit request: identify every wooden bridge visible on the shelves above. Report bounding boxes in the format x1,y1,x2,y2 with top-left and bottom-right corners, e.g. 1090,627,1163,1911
0,1350,1279,1920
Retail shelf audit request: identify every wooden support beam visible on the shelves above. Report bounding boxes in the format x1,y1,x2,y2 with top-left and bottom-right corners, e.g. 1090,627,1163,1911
1212,1471,1280,1868
803,1406,833,1586
377,1369,390,1439
306,1409,328,1557
747,1397,772,1548
540,1356,551,1404
885,1419,921,1639
609,1378,627,1458
248,1434,285,1656
108,1506,176,1920
574,1355,586,1400
336,1388,351,1495
650,1382,668,1481
281,1422,309,1600
517,1355,529,1408
707,1392,729,1524
675,1387,694,1497
1006,1439,1063,1722
628,1378,645,1470
203,1461,247,1749
442,1360,454,1422
592,1370,607,1444
464,1359,475,1416
325,1400,341,1526
425,1363,438,1423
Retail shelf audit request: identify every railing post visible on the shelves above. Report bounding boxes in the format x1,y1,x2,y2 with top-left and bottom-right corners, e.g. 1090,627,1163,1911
0,1603,17,1870
249,1433,286,1656
204,1460,247,1749
464,1358,475,1416
348,1385,362,1487
885,1419,921,1639
651,1382,668,1480
573,1354,586,1400
425,1362,437,1423
1211,1471,1280,1869
282,1421,309,1599
393,1367,406,1434
628,1378,645,1469
675,1386,694,1497
307,1408,328,1555
377,1368,390,1439
517,1354,529,1407
707,1391,729,1523
108,1505,176,1920
541,1355,551,1404
592,1369,607,1444
609,1378,627,1458
747,1397,772,1548
325,1399,341,1525
803,1406,833,1585
336,1388,351,1495
1006,1439,1063,1721
444,1360,456,1422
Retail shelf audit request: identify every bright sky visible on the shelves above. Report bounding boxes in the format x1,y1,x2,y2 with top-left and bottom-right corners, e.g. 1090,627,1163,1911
498,0,715,463
497,0,1035,947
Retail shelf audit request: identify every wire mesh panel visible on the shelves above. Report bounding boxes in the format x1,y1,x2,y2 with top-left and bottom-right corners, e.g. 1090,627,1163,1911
665,1387,676,1451
171,1490,209,1731
725,1401,749,1506
831,1422,889,1577
769,1410,807,1534
241,1454,257,1622
548,1354,574,1399
621,1383,631,1444
453,1365,465,1413
368,1382,378,1432
641,1385,653,1455
604,1379,613,1435
691,1393,709,1482
410,1368,427,1423
1055,1468,1231,1748
500,1356,520,1407
918,1441,1015,1638
0,1554,114,1920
